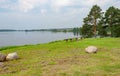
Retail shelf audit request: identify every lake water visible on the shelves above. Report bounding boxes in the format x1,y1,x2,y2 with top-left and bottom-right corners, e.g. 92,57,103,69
0,31,79,47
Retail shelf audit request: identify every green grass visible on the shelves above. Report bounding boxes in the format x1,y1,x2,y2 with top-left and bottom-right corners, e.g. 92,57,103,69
0,38,120,76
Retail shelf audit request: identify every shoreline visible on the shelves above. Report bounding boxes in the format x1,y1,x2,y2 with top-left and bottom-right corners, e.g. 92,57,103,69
0,37,119,51
0,37,81,49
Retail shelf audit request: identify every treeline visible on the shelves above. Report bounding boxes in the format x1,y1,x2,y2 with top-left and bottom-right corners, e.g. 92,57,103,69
24,28,73,32
0,28,73,32
80,5,120,38
0,29,17,32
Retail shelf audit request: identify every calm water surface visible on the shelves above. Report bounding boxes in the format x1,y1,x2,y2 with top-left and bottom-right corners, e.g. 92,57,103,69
0,31,79,47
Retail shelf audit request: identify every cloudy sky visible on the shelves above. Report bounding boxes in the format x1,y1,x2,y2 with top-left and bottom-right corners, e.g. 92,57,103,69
0,0,120,29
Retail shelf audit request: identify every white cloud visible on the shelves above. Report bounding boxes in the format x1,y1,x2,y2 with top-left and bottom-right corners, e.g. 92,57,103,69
18,0,48,12
49,0,72,12
0,0,119,13
51,0,72,7
0,0,120,29
69,0,118,9
0,0,8,3
41,9,47,14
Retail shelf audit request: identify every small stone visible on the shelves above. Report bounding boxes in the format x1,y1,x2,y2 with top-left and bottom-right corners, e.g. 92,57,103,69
85,46,97,53
6,52,18,60
0,54,6,62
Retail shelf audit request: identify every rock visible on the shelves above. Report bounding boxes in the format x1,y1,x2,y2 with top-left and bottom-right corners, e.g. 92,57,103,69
6,52,18,60
0,54,6,62
85,46,97,53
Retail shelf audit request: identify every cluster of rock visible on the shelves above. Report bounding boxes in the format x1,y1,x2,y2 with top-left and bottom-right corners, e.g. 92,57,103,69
0,52,18,62
0,46,97,62
85,46,97,53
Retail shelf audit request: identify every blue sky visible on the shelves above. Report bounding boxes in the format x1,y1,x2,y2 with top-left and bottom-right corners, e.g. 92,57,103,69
0,0,120,29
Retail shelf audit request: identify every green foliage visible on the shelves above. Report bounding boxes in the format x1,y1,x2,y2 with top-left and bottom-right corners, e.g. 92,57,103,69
97,18,107,37
80,24,93,38
80,5,120,37
87,5,102,35
97,25,107,37
111,25,120,37
80,5,102,37
89,5,102,20
104,6,120,37
104,6,119,25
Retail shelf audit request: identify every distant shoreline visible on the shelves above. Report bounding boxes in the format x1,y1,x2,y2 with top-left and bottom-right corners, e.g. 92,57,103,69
0,28,74,32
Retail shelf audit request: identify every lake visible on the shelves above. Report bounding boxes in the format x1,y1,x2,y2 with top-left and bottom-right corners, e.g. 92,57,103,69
0,31,79,47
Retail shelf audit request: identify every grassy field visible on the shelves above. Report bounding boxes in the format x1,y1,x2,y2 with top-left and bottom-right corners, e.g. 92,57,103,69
0,38,120,76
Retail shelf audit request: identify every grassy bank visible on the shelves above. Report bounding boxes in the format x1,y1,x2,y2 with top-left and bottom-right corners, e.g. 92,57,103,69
0,38,120,76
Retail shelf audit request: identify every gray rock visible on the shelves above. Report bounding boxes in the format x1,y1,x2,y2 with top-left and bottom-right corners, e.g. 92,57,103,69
6,52,18,60
0,54,6,62
85,46,97,53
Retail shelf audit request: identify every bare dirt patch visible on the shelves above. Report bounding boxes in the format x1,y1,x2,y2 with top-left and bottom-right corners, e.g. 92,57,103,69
41,55,90,76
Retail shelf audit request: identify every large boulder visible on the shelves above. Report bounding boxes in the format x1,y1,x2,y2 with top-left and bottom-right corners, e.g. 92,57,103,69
6,52,18,60
85,46,97,53
0,54,6,62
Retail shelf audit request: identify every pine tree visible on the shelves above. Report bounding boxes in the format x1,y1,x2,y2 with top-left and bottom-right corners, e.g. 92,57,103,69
80,5,102,38
104,6,120,37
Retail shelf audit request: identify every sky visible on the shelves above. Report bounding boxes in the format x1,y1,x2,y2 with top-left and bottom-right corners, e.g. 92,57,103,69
0,0,120,30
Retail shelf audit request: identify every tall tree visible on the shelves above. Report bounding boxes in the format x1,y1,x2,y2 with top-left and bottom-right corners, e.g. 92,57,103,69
80,5,102,38
88,5,102,36
104,6,120,37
